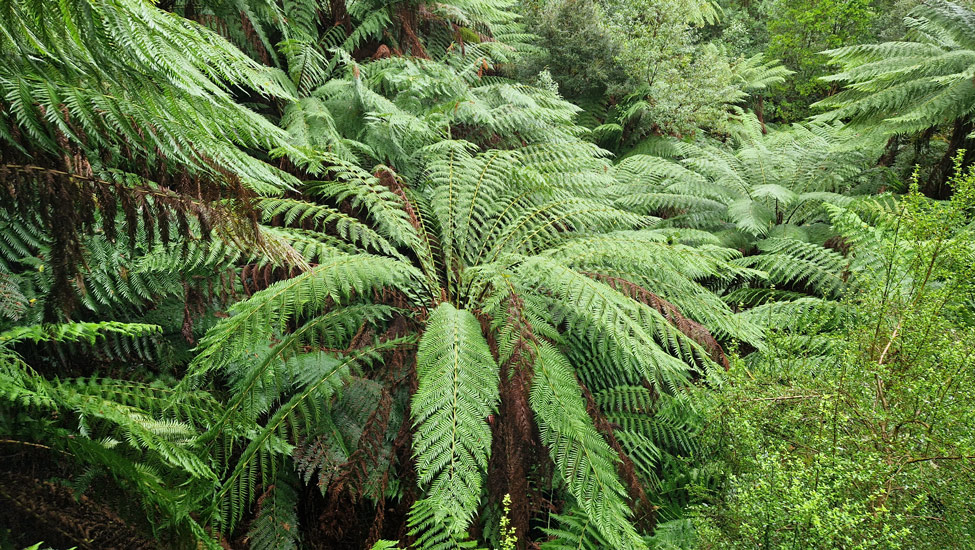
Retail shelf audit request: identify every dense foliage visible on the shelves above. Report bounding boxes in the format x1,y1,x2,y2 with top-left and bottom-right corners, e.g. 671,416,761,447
1,0,973,549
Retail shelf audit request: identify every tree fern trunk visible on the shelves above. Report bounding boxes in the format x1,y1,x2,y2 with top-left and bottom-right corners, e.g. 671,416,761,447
488,371,535,550
396,3,429,59
756,96,767,135
330,0,352,34
925,118,974,199
877,135,899,167
912,126,936,168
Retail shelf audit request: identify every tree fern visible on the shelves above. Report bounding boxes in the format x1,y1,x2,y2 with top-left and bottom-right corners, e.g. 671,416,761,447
609,124,880,323
0,0,784,546
187,120,752,547
816,0,975,135
815,0,975,193
733,54,793,96
613,124,877,242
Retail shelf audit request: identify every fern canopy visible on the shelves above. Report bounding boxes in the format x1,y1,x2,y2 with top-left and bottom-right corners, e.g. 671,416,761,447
0,0,876,548
815,0,975,135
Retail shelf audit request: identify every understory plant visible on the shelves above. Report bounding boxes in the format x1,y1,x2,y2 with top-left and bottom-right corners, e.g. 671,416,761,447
694,161,975,549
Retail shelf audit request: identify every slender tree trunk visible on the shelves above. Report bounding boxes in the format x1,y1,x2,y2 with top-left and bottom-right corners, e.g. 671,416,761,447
396,3,429,59
925,118,974,199
877,135,899,167
756,96,767,135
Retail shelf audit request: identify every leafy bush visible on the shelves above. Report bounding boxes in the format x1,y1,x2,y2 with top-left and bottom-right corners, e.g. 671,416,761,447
694,161,975,549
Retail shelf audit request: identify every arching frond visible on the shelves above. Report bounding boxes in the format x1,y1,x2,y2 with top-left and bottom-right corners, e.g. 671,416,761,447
816,0,975,135
410,302,500,538
530,342,647,550
189,253,421,378
733,54,794,95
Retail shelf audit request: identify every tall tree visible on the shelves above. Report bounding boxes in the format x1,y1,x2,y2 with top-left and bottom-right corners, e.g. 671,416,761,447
764,0,875,122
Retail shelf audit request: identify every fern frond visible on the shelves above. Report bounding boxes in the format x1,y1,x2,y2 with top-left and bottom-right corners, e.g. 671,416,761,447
529,342,647,550
815,0,975,134
539,509,618,550
247,466,301,550
189,253,420,378
0,321,159,346
410,302,500,535
408,498,482,550
736,238,847,299
733,54,794,94
212,346,387,530
514,257,715,392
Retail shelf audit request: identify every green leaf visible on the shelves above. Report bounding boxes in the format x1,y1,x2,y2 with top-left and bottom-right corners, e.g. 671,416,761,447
411,302,500,535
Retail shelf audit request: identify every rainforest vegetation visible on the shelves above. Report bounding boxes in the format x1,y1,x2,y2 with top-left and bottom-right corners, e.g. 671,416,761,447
1,0,974,548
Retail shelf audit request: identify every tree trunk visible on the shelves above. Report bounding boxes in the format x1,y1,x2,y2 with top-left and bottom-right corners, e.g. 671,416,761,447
925,118,974,199
877,135,899,167
756,96,767,135
396,3,429,59
330,0,353,34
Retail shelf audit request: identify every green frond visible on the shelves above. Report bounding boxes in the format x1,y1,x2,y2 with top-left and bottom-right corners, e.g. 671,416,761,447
222,304,397,423
645,519,696,549
738,297,849,334
0,321,159,346
593,389,701,466
736,238,847,299
307,166,426,255
411,302,500,535
514,257,716,391
0,345,223,533
408,498,482,550
539,509,617,550
541,233,763,342
0,0,302,191
189,253,421,378
211,346,384,530
58,432,222,549
815,0,975,134
613,125,875,241
0,208,45,272
246,466,301,550
529,342,647,550
733,54,794,94
54,387,215,481
256,196,405,259
65,377,228,429
279,97,360,162
728,199,776,237
75,234,186,314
